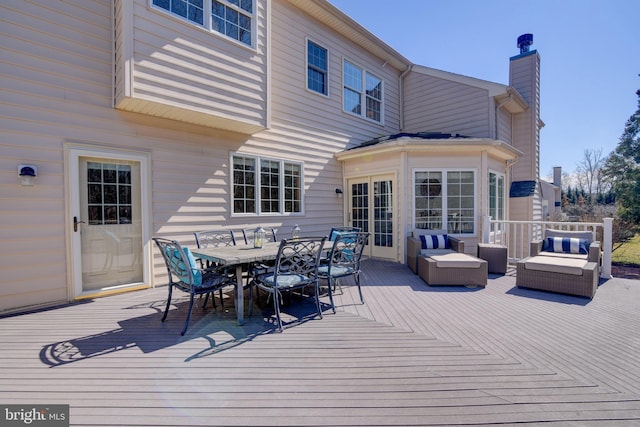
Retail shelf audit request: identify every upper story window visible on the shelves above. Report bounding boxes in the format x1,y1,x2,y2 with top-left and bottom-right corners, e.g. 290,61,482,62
343,59,383,123
414,170,476,234
307,40,328,96
152,0,254,47
232,154,303,215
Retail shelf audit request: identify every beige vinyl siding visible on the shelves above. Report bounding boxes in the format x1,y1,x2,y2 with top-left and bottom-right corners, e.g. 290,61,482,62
114,0,268,134
1,0,113,311
509,52,541,183
255,0,404,233
403,73,491,137
270,0,402,138
497,107,512,144
0,0,407,313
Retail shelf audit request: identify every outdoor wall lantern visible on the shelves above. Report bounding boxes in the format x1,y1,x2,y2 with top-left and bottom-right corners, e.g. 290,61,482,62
335,188,343,197
292,224,301,240
18,164,37,186
253,226,266,249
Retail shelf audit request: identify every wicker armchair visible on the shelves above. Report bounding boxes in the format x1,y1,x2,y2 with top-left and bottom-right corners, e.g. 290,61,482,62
407,230,487,287
516,229,601,298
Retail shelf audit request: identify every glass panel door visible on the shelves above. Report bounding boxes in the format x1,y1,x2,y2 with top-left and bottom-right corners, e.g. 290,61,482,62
79,158,143,291
349,175,395,260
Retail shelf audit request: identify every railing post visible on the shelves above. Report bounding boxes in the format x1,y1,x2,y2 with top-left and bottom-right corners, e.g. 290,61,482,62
602,217,613,279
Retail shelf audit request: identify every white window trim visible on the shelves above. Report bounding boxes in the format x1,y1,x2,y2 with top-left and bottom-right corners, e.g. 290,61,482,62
488,169,506,221
305,38,330,98
342,57,384,124
149,0,257,51
230,153,305,217
412,168,478,236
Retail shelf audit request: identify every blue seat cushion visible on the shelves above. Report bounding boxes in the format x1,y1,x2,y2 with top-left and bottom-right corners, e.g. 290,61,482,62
259,273,310,289
166,247,202,287
318,265,354,277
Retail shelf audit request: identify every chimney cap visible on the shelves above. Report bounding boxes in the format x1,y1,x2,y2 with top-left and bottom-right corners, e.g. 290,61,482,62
517,33,534,53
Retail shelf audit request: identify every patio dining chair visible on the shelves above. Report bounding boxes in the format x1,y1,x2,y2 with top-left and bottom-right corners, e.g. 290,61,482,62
194,230,238,309
318,232,369,313
153,237,235,335
241,227,278,246
241,227,279,281
249,236,327,332
328,226,361,241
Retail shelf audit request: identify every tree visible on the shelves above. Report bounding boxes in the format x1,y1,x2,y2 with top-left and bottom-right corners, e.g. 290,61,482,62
576,148,607,196
602,88,640,239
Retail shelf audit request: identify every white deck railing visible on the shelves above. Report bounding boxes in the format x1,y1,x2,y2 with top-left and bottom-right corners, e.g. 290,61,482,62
482,216,613,279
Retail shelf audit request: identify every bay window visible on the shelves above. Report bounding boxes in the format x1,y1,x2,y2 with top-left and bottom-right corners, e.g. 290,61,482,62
414,170,476,234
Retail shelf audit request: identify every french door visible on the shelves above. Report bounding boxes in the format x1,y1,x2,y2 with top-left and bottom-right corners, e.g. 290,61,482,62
348,175,395,260
68,146,150,297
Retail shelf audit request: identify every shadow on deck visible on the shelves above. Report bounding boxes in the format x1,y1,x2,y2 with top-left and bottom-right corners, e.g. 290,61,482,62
2,259,640,426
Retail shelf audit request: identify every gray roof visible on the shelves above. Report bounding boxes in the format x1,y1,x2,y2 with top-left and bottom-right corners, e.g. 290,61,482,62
355,132,470,150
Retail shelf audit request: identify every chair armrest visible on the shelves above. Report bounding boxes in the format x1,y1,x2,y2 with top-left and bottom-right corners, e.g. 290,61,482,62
407,236,422,258
588,241,601,263
449,236,464,253
406,236,422,274
530,240,543,257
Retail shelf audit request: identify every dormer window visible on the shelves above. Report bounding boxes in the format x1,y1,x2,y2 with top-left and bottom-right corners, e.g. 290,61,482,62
152,0,254,47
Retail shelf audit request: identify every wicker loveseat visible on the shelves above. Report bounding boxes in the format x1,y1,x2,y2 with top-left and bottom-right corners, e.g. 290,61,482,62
516,229,601,298
407,230,487,287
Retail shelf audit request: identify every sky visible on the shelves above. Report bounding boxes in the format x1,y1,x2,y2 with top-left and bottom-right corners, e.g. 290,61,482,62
329,0,640,180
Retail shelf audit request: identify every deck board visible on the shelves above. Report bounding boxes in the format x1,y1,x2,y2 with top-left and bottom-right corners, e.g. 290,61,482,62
1,259,640,426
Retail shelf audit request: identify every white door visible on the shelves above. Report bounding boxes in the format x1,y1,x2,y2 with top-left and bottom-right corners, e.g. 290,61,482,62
68,146,150,297
348,175,395,260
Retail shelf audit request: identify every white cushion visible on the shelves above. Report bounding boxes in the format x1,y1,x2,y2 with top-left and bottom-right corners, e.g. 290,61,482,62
421,248,455,257
524,255,588,276
430,253,484,269
538,251,588,261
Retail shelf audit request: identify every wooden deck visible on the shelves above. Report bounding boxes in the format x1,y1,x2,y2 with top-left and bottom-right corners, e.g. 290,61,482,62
2,260,640,426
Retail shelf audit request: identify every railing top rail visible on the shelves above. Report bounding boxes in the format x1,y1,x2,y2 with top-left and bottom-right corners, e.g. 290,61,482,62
487,220,602,228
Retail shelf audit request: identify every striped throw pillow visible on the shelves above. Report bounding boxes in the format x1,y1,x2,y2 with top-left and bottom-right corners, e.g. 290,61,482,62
546,237,588,255
420,234,450,250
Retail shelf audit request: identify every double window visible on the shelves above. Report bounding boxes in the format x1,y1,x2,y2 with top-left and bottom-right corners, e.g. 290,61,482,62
307,40,328,96
232,154,303,215
152,0,254,47
414,170,475,234
343,60,383,123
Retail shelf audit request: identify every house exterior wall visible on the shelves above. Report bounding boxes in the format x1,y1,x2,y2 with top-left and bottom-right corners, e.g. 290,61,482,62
114,0,268,134
0,0,404,313
1,1,541,314
496,107,512,144
403,71,492,138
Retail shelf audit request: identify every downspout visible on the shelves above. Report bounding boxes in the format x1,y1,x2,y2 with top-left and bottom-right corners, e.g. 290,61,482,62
398,64,413,131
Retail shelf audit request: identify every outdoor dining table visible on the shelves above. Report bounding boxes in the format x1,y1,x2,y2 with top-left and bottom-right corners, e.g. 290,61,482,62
191,242,283,326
